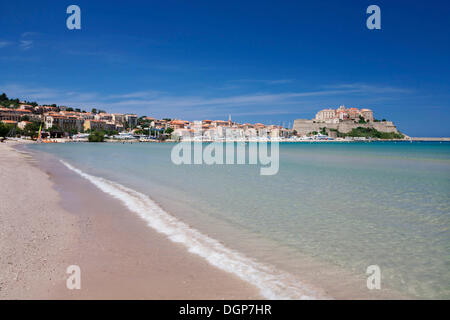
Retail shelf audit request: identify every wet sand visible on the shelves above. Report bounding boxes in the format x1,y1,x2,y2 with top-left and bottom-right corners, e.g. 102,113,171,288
0,141,261,299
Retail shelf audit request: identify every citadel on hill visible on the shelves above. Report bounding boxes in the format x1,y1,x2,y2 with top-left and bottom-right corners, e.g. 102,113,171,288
293,105,402,138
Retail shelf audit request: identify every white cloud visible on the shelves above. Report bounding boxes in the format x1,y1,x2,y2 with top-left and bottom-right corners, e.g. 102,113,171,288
0,32,39,51
0,41,13,48
324,83,412,94
19,40,33,50
0,83,410,119
21,32,39,38
108,90,165,99
231,79,294,85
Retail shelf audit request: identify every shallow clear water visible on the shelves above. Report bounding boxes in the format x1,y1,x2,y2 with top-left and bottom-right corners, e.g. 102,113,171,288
28,142,450,299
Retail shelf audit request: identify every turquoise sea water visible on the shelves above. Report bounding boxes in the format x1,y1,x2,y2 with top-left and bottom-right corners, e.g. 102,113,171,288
28,142,450,299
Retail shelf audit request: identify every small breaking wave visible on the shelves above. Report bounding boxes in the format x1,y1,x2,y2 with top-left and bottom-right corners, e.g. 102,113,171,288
61,159,328,300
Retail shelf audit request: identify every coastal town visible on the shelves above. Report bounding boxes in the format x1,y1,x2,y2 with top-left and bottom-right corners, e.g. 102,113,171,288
0,93,406,143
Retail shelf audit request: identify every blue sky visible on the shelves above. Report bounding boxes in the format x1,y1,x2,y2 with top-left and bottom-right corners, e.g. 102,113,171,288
1,0,449,136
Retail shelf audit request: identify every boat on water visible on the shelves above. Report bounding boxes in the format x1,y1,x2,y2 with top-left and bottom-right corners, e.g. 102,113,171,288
112,132,137,140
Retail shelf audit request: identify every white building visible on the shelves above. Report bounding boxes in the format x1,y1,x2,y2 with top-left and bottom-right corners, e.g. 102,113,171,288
315,108,336,122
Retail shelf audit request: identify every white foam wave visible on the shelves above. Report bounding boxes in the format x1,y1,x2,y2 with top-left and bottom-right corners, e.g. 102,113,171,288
61,160,327,300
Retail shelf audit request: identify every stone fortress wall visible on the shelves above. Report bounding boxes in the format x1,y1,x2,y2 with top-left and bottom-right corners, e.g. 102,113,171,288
292,105,400,136
293,119,399,136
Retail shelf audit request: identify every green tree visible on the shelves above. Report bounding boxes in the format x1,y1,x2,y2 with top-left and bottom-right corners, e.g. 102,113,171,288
0,93,21,108
24,100,38,107
88,131,105,142
15,127,24,136
49,125,63,133
104,129,118,136
0,122,10,137
23,121,43,138
138,116,150,126
346,127,404,139
358,115,366,124
329,128,345,137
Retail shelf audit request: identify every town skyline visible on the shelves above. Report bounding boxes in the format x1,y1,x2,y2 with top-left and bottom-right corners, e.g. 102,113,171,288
1,91,407,143
0,91,395,129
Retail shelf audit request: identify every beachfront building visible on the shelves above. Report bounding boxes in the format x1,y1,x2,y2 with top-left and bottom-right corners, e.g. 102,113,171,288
111,113,125,123
172,128,192,140
170,120,189,129
0,107,33,122
245,128,257,139
18,120,32,130
44,114,83,132
144,116,156,124
95,112,113,122
226,127,245,140
79,112,95,120
151,119,169,130
1,120,18,126
211,120,229,128
170,121,288,141
125,114,138,127
83,119,118,132
18,104,34,111
34,105,58,114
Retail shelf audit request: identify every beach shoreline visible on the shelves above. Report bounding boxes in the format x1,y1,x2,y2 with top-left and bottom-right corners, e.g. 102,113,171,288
0,141,261,299
1,140,417,300
0,141,80,299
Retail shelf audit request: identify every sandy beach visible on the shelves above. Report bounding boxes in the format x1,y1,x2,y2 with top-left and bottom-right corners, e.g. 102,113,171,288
0,141,261,299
